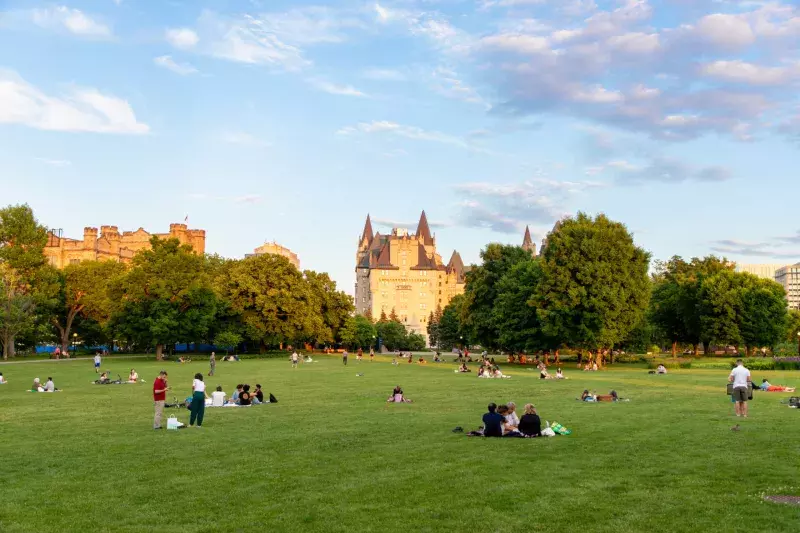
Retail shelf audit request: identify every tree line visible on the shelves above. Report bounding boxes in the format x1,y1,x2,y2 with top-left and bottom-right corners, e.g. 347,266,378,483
0,205,354,359
425,212,792,358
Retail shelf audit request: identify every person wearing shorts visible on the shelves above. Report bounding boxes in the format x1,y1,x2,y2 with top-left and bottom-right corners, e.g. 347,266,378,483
94,353,101,373
729,359,751,418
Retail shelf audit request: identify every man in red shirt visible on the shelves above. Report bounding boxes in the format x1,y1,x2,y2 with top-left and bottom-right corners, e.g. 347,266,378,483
153,370,169,429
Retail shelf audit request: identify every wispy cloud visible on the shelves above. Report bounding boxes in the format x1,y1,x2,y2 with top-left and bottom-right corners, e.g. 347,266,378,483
166,28,199,49
189,193,263,204
308,79,368,97
0,69,148,135
220,131,271,147
362,68,407,81
372,218,452,230
337,120,468,148
153,55,198,75
34,157,71,168
710,239,800,259
31,6,112,39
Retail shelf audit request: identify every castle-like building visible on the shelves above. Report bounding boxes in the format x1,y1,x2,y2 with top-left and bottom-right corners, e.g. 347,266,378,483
355,211,467,342
246,241,300,269
44,223,205,268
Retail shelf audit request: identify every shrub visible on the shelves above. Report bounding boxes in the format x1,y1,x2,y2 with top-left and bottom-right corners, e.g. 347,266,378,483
774,342,799,358
692,362,733,370
731,358,774,370
615,354,646,364
773,357,800,370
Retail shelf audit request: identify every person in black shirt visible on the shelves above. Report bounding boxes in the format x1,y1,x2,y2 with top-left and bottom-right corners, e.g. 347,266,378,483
482,403,503,437
518,404,541,437
239,384,252,406
253,384,264,404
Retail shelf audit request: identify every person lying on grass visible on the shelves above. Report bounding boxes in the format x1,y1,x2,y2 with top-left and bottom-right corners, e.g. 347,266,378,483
580,390,595,402
387,385,412,403
759,379,796,392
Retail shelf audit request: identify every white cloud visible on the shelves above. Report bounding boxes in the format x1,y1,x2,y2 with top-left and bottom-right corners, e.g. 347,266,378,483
166,28,199,49
309,79,368,97
221,131,271,147
0,70,149,135
431,67,488,107
693,13,755,49
31,6,111,38
153,55,198,75
481,34,550,54
337,120,468,148
373,3,472,54
362,68,407,81
699,59,798,86
35,157,71,167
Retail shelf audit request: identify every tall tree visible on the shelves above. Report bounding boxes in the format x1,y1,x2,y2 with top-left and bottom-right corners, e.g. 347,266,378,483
426,307,441,349
340,314,377,349
438,294,468,350
493,260,549,353
305,270,354,345
50,260,126,356
0,204,51,357
109,238,217,359
376,320,407,351
534,213,651,355
463,244,531,350
785,309,800,342
739,277,788,353
697,270,747,350
218,254,320,351
389,307,400,323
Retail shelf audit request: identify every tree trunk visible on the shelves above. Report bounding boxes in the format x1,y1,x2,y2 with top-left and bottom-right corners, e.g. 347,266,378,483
8,334,15,357
155,344,164,360
692,344,699,356
703,342,711,356
671,340,677,357
2,339,8,360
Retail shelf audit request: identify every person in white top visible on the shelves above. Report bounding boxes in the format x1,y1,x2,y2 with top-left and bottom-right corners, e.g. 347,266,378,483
190,373,208,427
729,359,752,418
211,386,226,407
44,377,55,392
128,369,139,383
94,353,101,373
0,372,6,384
505,402,521,430
291,352,299,368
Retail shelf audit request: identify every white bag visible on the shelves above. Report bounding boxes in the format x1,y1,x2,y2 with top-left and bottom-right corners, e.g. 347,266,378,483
541,427,556,437
167,416,180,430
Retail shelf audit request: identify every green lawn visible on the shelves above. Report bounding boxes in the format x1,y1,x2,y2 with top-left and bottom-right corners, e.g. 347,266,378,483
1,356,799,533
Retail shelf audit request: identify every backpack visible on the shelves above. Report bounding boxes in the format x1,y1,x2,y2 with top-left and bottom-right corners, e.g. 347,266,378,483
789,397,800,408
269,393,278,404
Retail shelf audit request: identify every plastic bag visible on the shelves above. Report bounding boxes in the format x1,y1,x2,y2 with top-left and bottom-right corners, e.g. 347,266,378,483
167,417,181,430
550,421,572,435
541,427,556,437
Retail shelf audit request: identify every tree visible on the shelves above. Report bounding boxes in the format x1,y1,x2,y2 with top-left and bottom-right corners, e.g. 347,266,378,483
389,307,400,323
406,332,426,351
340,314,377,349
697,270,747,350
493,260,548,353
109,238,218,359
218,254,320,351
785,309,800,342
305,270,354,345
438,294,468,350
51,261,126,356
379,309,388,323
376,320,406,351
426,307,441,349
0,204,51,357
463,244,532,350
739,277,787,353
214,330,243,355
0,264,34,359
534,213,651,355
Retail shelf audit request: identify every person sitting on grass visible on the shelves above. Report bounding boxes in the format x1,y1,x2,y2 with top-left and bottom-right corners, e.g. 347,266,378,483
225,384,243,406
505,402,520,429
253,384,265,404
455,362,471,373
387,385,412,403
0,372,6,384
539,365,551,379
42,377,56,392
657,364,667,374
211,385,226,407
32,378,43,392
493,366,510,379
418,357,427,365
592,361,598,371
482,403,504,438
433,352,442,363
497,405,521,436
518,404,541,437
556,368,566,379
759,379,796,392
178,356,191,364
97,372,111,384
238,384,252,406
128,369,139,383
392,357,398,366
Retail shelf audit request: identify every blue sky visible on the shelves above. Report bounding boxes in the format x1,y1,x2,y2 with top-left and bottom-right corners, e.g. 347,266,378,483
1,0,799,293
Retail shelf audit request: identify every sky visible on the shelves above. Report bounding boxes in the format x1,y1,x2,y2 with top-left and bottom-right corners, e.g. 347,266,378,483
1,0,799,294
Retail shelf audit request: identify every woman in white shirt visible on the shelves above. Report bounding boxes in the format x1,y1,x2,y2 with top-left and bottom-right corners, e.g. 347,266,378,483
211,385,226,407
505,402,520,430
189,373,209,427
128,369,139,382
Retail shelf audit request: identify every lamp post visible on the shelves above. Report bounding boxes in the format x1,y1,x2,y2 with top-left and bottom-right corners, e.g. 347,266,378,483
72,332,78,357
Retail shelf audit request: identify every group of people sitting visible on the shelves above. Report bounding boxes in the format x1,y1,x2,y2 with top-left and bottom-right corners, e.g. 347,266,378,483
200,383,277,407
477,362,510,379
31,377,58,392
475,402,542,437
539,363,567,380
579,390,620,402
386,385,412,403
94,369,143,385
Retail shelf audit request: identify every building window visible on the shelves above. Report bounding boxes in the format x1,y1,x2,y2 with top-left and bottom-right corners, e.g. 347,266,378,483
69,259,80,265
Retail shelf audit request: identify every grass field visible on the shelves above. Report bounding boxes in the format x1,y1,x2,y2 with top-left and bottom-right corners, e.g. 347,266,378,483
2,355,799,533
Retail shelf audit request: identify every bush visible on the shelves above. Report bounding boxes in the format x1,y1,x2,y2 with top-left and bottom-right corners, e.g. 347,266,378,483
615,354,646,364
648,345,662,355
773,357,800,370
773,342,798,358
731,358,775,370
692,362,733,370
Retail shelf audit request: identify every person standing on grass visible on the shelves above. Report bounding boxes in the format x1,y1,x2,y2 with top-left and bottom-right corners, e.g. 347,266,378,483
370,347,375,362
357,348,363,362
190,373,208,427
209,352,216,377
153,370,169,430
292,351,299,368
343,350,348,366
729,359,752,418
94,352,101,373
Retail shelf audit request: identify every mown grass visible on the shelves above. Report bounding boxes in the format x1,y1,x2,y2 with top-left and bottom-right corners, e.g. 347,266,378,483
1,356,799,533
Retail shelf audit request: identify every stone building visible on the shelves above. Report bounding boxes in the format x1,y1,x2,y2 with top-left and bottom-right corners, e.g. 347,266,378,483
44,223,206,268
355,211,466,343
246,241,300,269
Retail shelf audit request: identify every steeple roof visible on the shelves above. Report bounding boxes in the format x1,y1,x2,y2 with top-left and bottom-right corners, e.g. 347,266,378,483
447,251,466,281
416,211,433,246
523,225,533,247
361,214,374,245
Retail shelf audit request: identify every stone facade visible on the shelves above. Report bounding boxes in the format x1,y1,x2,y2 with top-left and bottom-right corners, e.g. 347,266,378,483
44,223,206,268
246,242,300,269
354,212,466,343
